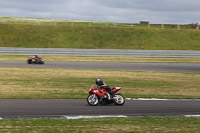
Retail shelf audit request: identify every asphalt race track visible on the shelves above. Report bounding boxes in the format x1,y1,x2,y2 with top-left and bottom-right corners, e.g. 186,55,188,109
0,60,200,117
0,99,200,118
0,61,200,73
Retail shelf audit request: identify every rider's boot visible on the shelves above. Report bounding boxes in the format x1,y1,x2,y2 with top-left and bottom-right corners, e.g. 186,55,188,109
109,91,115,102
110,91,115,97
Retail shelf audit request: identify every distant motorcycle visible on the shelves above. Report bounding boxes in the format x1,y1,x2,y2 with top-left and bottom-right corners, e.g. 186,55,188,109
87,85,125,106
27,57,45,64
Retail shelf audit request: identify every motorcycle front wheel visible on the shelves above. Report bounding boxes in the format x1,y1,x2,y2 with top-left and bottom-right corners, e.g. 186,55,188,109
27,59,32,64
114,94,125,106
87,95,99,106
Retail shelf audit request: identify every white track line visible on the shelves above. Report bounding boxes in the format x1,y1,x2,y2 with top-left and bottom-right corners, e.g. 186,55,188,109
126,98,200,101
126,98,167,101
184,115,200,117
64,115,200,119
1,115,200,119
63,115,127,119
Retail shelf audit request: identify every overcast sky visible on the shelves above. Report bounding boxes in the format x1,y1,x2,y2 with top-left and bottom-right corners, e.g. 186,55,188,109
0,0,199,24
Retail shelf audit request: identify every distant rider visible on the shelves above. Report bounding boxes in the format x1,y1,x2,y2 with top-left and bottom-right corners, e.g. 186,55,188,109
95,78,115,97
32,54,40,59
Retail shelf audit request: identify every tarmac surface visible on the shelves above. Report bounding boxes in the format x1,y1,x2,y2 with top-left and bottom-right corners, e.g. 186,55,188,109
0,61,200,73
0,48,200,117
0,99,200,118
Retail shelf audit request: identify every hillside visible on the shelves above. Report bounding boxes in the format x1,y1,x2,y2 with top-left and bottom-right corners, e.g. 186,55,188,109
0,17,200,50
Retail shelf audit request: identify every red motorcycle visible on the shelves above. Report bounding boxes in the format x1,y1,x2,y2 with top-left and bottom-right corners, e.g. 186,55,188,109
27,56,44,64
87,85,125,106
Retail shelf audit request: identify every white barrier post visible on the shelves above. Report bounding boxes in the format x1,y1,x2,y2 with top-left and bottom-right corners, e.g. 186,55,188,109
177,24,180,30
148,23,150,28
196,23,199,30
161,24,164,29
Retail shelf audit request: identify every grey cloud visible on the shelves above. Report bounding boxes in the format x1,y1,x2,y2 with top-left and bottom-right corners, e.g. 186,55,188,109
0,0,199,24
96,0,200,11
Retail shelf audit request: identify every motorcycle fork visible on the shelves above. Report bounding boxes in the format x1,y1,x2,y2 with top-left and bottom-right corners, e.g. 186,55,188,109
92,94,97,101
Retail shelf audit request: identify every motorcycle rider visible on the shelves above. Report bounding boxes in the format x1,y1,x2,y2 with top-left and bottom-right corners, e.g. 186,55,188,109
95,78,115,97
32,54,40,59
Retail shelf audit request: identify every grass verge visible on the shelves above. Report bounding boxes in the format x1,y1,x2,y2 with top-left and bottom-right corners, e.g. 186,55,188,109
0,117,200,132
0,23,200,50
0,55,200,63
0,67,199,99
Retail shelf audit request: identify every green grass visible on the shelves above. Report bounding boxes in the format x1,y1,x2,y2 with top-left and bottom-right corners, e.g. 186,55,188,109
0,23,200,50
0,55,200,63
0,117,200,132
0,67,199,99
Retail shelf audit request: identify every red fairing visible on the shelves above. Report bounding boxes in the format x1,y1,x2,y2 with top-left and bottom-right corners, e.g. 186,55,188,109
32,58,39,61
89,85,122,99
89,86,110,99
89,85,96,94
112,87,121,93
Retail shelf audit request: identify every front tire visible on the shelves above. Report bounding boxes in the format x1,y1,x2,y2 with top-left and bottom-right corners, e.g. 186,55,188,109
27,59,32,64
87,95,99,106
114,94,125,106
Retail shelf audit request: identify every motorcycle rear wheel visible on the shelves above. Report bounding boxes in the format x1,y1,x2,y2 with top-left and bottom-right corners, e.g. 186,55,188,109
87,95,99,106
114,94,125,106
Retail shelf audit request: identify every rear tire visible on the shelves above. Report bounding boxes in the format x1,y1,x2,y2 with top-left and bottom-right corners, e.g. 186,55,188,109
114,94,125,106
87,95,99,106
